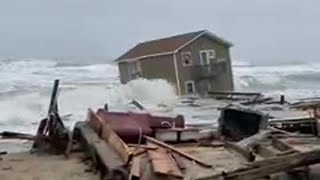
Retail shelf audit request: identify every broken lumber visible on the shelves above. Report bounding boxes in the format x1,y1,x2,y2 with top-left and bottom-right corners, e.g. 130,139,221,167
129,155,142,180
236,130,272,150
74,121,124,168
171,153,186,171
147,142,183,179
208,91,261,97
128,144,158,150
87,108,132,163
271,137,298,152
223,140,255,162
254,145,276,158
32,79,69,152
0,131,36,140
144,136,212,168
198,148,320,180
241,97,273,106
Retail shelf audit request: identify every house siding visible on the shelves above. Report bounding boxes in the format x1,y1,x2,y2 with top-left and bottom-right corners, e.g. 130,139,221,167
140,54,177,87
176,35,234,94
118,54,178,91
118,62,130,84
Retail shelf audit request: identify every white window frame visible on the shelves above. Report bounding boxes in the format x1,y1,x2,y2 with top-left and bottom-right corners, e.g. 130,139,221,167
181,51,193,66
185,80,195,94
199,49,216,65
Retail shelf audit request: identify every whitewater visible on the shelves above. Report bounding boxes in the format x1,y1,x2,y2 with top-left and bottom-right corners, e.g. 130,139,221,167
1,58,320,135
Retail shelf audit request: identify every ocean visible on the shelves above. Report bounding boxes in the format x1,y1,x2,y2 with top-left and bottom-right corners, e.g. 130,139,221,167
1,58,320,136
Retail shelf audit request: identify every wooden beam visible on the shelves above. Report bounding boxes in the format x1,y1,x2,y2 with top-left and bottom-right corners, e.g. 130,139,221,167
144,136,212,168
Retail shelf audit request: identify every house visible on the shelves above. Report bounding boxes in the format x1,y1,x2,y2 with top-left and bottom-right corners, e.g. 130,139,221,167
115,30,234,96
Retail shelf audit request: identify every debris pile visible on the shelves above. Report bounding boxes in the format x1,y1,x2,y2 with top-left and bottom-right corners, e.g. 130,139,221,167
2,84,320,179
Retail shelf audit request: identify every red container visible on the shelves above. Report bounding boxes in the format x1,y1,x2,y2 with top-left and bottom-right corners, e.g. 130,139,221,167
96,109,185,143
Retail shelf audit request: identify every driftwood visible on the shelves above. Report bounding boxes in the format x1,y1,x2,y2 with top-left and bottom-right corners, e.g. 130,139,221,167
198,149,320,180
144,136,212,168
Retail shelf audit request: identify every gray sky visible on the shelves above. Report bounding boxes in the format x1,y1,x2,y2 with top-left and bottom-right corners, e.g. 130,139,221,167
0,0,319,63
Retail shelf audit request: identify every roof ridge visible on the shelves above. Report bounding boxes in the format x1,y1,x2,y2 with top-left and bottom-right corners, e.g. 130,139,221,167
115,29,232,62
139,30,206,45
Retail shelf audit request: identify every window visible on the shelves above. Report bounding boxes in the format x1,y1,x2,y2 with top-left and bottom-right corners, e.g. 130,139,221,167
199,49,216,65
128,61,142,79
185,80,195,94
181,52,192,66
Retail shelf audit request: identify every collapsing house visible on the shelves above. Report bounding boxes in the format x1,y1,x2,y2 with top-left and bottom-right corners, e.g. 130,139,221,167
115,30,234,96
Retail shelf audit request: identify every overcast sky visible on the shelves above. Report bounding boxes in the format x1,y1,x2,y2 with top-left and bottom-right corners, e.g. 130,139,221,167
0,0,319,63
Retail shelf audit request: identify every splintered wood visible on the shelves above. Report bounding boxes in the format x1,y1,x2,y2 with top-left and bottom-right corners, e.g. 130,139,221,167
144,136,212,168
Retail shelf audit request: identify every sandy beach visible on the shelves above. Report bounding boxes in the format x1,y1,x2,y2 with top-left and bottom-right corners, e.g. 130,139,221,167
0,152,99,180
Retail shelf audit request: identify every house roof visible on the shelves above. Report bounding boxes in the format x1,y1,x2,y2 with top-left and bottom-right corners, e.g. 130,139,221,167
115,30,233,62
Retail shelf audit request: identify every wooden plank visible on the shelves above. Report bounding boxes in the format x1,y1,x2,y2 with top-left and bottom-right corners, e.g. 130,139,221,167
223,141,255,162
86,108,102,136
144,136,212,168
254,145,276,158
236,130,272,150
271,137,298,152
197,149,320,180
128,144,158,150
147,142,183,179
87,108,132,164
129,155,142,179
74,121,123,169
269,116,315,124
171,153,186,170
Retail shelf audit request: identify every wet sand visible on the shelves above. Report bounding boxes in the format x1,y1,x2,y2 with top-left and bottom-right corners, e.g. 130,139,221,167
0,152,98,180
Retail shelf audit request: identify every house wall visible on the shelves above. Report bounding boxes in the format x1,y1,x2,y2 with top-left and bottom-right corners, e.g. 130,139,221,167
176,35,234,94
140,54,177,87
118,62,130,84
118,54,178,91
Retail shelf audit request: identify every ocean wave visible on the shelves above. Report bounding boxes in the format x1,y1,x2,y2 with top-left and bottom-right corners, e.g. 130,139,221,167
284,72,320,82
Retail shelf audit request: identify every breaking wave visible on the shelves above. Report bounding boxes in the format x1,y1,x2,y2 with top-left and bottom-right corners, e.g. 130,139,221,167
1,58,320,133
233,60,320,99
